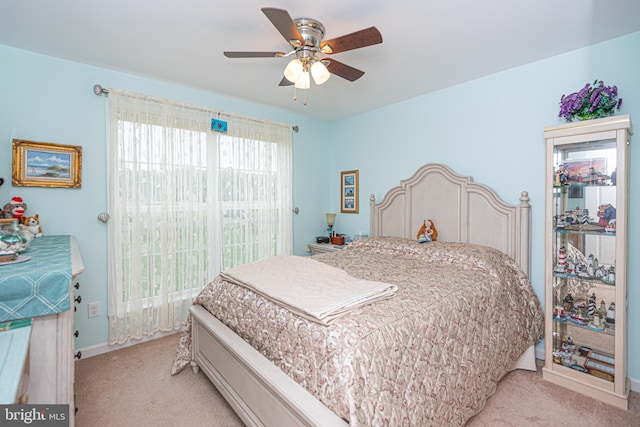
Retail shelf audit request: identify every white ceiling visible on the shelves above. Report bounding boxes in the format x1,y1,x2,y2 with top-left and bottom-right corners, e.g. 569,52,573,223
1,1,639,121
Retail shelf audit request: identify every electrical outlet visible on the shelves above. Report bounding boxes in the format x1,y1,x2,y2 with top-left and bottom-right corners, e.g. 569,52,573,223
88,302,100,318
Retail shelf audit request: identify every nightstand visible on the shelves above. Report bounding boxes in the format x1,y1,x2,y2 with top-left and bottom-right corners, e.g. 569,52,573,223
307,243,342,255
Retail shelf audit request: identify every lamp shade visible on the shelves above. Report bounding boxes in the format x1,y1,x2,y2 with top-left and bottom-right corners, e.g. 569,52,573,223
325,213,336,227
284,59,303,83
294,71,311,89
311,61,331,85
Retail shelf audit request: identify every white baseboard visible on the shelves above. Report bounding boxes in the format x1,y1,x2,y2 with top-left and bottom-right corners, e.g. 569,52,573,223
79,336,640,394
75,330,179,360
535,347,639,393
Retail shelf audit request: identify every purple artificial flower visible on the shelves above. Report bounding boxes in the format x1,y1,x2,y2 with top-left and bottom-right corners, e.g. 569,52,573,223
558,80,622,121
590,86,603,103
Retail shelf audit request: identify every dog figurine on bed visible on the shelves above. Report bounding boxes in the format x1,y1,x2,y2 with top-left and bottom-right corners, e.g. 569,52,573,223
416,219,437,243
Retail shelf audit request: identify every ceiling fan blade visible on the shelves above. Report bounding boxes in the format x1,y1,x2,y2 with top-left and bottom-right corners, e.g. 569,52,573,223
261,7,304,47
278,77,293,87
320,27,383,54
325,59,365,82
224,51,285,58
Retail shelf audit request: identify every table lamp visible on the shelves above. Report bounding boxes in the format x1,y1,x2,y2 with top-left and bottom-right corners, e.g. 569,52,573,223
325,213,336,236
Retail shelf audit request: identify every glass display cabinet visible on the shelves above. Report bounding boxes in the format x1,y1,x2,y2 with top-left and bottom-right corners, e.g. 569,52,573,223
543,114,631,409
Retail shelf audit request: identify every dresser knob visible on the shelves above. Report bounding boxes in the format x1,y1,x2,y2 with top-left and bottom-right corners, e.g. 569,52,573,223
75,351,82,360
74,330,79,338
75,295,82,304
74,282,80,290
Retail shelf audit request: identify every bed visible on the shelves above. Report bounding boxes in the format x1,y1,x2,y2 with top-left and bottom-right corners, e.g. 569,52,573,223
171,163,544,426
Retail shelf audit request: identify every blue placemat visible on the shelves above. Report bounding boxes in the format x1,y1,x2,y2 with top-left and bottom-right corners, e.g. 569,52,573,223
0,235,72,322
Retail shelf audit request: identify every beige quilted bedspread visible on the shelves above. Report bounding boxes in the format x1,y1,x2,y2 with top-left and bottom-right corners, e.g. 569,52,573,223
171,237,544,426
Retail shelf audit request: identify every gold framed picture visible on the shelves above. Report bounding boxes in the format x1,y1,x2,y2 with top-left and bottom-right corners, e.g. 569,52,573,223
340,169,358,213
12,139,82,188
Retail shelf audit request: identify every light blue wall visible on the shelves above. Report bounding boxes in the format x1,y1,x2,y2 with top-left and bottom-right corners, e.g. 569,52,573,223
1,31,638,382
0,44,332,350
329,31,640,382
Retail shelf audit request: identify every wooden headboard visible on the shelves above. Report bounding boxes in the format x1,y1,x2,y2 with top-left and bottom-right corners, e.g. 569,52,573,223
369,163,531,276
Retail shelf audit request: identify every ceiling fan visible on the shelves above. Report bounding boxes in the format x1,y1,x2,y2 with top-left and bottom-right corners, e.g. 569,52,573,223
223,7,383,93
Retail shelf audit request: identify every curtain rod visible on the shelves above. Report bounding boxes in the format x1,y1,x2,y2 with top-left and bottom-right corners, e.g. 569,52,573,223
93,84,299,133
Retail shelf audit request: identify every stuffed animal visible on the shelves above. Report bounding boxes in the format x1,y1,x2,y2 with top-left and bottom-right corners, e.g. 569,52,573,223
20,214,42,238
2,196,27,219
416,219,438,243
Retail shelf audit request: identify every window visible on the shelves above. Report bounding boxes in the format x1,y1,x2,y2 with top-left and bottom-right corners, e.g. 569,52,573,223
106,89,292,344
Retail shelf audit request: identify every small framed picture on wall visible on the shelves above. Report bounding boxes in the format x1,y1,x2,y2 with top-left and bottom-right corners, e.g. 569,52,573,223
12,139,82,188
340,170,358,214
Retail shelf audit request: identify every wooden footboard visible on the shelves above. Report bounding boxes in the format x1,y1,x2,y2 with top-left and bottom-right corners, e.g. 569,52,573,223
190,304,536,425
190,304,348,427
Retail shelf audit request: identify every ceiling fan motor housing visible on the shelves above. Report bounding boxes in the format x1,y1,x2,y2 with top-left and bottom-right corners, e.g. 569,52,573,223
293,18,325,50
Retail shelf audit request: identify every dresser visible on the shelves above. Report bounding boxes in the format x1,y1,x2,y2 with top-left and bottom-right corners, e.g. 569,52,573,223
0,318,32,404
0,235,84,426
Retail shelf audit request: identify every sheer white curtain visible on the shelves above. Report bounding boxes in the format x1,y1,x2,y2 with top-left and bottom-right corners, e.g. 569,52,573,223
106,89,292,344
216,114,293,269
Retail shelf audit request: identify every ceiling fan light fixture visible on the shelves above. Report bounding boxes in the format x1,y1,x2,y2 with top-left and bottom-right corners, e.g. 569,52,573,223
284,58,303,83
294,71,311,89
311,61,330,85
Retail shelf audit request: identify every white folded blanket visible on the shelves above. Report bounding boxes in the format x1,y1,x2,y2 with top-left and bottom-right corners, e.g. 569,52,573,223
220,255,397,325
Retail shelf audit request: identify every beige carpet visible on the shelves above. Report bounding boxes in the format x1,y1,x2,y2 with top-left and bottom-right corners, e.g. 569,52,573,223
75,333,639,426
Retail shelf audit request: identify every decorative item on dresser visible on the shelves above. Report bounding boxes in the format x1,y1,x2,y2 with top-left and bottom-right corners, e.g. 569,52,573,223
171,163,542,426
0,235,84,426
543,114,631,409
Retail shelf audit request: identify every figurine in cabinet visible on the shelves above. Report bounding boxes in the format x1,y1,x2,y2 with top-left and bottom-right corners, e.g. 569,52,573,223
580,209,590,224
597,204,616,227
588,293,597,317
605,302,616,329
564,210,576,225
555,164,570,186
566,257,576,276
599,300,607,318
587,254,595,276
563,293,574,313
